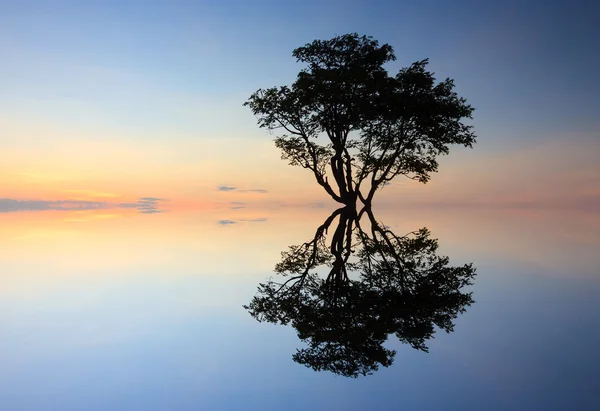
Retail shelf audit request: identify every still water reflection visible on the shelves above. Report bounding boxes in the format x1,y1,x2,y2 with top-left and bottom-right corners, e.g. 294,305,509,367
0,206,598,410
246,207,475,377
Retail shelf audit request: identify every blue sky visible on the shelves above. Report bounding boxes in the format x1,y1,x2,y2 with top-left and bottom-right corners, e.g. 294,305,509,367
2,0,598,140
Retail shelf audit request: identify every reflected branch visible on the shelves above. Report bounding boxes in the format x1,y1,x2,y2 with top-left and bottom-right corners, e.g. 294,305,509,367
245,207,476,377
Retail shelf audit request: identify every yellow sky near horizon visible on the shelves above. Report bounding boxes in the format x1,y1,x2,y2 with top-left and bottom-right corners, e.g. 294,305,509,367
1,205,598,287
1,115,598,211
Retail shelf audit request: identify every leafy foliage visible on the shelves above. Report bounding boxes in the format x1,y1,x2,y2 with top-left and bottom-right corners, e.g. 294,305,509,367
245,33,476,206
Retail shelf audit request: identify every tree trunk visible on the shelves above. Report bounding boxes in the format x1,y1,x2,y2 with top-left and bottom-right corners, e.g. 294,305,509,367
340,191,358,212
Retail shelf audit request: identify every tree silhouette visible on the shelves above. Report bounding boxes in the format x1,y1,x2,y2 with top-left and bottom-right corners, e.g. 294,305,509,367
245,33,476,208
244,207,476,377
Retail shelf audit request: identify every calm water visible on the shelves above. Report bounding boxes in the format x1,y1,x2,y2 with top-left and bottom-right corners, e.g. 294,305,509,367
1,206,598,410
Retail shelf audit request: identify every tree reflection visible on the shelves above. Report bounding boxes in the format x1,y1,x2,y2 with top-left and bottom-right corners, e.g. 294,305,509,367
244,207,476,378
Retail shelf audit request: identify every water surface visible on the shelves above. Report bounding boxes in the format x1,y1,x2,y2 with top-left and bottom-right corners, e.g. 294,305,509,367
1,206,598,410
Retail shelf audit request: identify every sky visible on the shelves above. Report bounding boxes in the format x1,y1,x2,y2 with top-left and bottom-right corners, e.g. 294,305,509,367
1,0,598,212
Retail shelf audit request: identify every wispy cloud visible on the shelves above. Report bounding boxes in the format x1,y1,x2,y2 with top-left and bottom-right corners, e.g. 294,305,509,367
217,217,268,225
230,201,246,210
238,189,268,193
217,185,268,193
217,219,237,225
138,197,167,202
0,197,167,214
134,198,166,213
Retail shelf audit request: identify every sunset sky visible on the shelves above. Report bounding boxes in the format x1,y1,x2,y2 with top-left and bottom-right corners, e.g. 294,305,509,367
1,3,600,408
1,0,598,213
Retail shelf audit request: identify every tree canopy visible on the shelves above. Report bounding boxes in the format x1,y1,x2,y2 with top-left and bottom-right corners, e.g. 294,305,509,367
245,33,476,207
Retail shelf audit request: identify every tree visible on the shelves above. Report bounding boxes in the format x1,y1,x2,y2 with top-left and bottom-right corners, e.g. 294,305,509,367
245,33,476,208
244,206,476,377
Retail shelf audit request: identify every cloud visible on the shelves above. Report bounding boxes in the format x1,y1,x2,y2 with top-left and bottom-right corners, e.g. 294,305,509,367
138,197,167,202
239,189,268,194
230,201,246,209
240,218,268,222
0,198,108,213
132,197,166,213
218,217,268,225
0,197,167,214
218,220,237,225
139,209,164,214
217,185,268,194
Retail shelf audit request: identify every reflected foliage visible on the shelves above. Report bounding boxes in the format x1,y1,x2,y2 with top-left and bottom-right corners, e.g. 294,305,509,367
244,207,476,377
